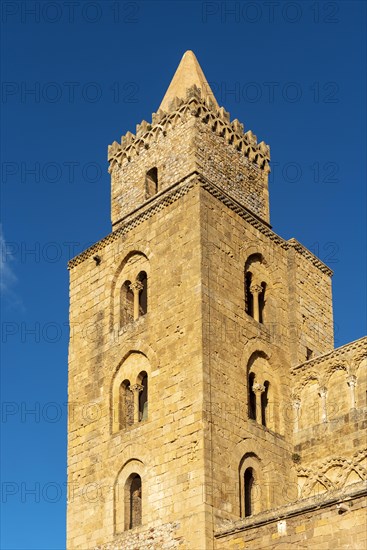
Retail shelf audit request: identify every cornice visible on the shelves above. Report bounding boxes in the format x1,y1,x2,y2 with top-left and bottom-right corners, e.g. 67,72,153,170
68,174,198,269
68,176,334,277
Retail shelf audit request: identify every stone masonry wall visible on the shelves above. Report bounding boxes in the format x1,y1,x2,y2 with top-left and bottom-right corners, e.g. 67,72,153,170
67,186,209,549
198,187,336,531
287,241,334,364
292,338,367,502
68,177,343,549
200,187,293,528
69,77,365,548
110,116,197,227
195,121,269,223
215,490,366,549
109,96,270,230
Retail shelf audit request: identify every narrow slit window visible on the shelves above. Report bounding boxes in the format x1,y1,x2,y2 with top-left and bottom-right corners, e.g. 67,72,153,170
119,380,134,429
259,282,266,324
145,167,158,198
125,474,142,530
248,372,256,420
139,373,148,421
121,280,134,327
245,271,253,317
244,468,254,517
137,271,148,315
261,381,269,426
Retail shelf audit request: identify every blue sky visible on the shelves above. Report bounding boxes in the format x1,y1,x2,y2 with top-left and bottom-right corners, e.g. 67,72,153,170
1,1,366,548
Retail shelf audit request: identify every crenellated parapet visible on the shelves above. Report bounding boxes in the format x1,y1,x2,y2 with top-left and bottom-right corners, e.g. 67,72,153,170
108,84,270,174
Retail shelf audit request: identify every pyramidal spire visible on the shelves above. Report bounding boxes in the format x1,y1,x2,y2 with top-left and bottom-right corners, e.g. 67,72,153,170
158,50,219,112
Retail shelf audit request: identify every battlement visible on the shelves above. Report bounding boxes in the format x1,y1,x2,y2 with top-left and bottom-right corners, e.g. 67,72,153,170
108,84,270,173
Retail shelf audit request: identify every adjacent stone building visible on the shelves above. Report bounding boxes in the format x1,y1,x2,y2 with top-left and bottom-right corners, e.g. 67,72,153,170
67,51,367,549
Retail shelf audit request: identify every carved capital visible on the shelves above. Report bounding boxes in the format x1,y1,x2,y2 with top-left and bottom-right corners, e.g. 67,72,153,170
250,284,263,295
130,384,144,394
318,387,327,398
252,382,265,394
129,281,144,294
347,375,357,388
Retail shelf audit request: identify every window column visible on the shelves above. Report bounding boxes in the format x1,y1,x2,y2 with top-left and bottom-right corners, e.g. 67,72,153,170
252,382,265,422
130,384,144,423
129,281,144,321
250,284,263,323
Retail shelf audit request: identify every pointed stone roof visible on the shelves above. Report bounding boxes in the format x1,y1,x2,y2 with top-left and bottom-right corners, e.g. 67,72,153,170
158,50,219,112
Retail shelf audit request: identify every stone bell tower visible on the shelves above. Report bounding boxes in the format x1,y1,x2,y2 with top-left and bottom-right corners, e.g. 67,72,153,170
67,51,366,549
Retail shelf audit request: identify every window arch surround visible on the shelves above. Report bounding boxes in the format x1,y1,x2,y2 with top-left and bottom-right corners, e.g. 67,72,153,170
239,453,264,518
244,253,268,324
111,351,151,434
110,251,150,332
246,350,283,434
114,458,146,534
125,474,142,530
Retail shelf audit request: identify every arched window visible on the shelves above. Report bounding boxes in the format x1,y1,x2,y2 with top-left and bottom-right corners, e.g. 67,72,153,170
111,251,150,332
244,467,255,517
258,282,266,324
120,280,134,327
125,474,142,530
138,372,148,422
248,372,256,420
145,167,158,198
261,381,269,426
244,254,268,324
247,353,282,433
137,271,148,316
120,273,148,324
119,380,134,430
111,352,151,434
239,453,262,518
245,272,253,317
